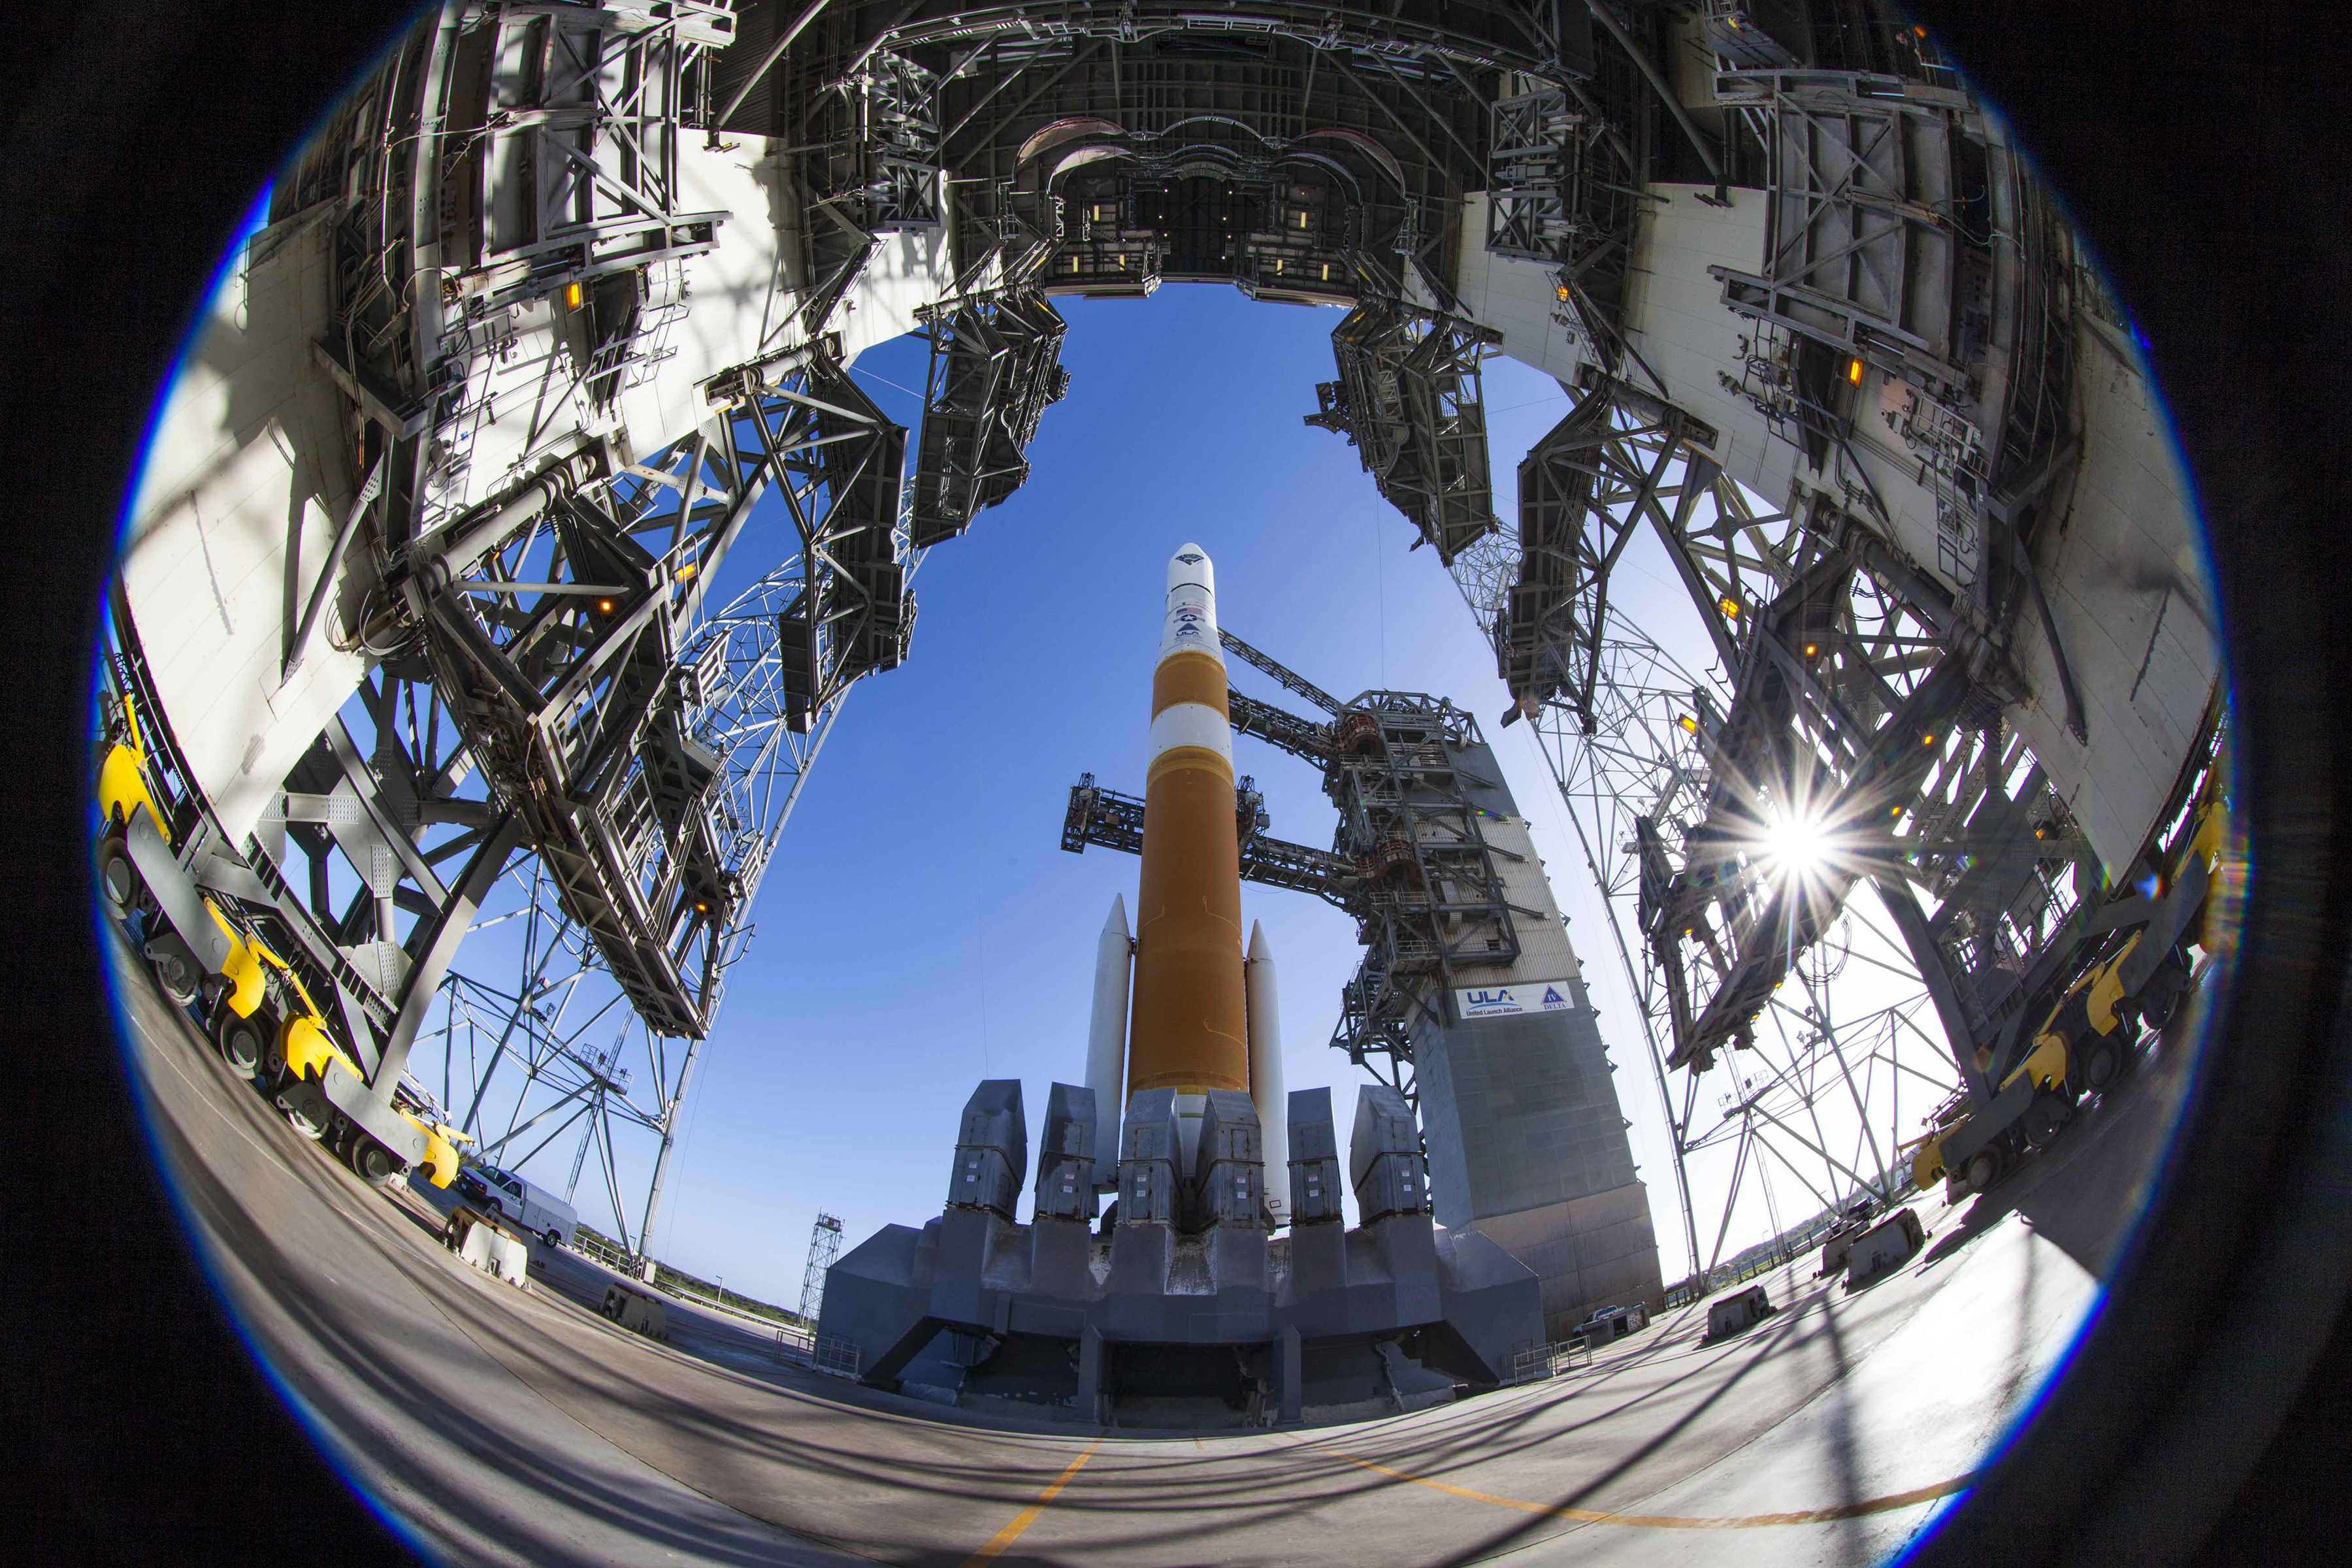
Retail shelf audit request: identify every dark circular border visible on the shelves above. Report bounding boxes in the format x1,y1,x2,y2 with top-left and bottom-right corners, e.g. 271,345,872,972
4,5,2346,1564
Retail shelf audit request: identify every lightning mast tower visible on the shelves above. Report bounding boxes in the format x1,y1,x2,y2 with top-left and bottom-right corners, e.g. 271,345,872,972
798,1213,843,1328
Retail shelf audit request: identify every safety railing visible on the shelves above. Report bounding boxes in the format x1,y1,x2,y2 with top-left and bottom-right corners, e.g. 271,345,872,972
572,1229,635,1273
1507,1335,1596,1384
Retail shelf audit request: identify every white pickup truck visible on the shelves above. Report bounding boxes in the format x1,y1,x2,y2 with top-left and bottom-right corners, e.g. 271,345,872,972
454,1164,578,1250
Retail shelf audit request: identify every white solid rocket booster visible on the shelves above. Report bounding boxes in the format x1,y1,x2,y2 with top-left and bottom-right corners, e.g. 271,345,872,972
1245,920,1288,1226
1085,894,1132,1190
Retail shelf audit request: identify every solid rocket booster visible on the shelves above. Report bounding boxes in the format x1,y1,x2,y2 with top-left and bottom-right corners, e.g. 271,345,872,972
1085,894,1132,1188
1245,920,1288,1224
1126,545,1250,1099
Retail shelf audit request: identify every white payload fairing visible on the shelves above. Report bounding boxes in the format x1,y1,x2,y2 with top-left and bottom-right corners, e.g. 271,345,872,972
1083,544,1290,1224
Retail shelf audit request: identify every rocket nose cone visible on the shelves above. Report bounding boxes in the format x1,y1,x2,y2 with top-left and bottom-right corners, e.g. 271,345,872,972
1168,544,1214,596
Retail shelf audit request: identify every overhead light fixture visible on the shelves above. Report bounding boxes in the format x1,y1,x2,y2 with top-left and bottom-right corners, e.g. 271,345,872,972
1718,595,1740,617
1848,357,1865,384
598,598,614,613
1677,713,1699,734
1922,732,1936,747
1556,284,1570,302
1803,642,1819,657
564,281,583,310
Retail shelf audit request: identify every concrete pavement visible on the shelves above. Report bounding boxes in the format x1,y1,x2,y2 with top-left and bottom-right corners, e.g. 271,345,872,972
111,927,2191,1567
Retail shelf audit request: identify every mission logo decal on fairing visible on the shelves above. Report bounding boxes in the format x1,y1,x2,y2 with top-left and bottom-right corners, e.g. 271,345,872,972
1456,981,1576,1020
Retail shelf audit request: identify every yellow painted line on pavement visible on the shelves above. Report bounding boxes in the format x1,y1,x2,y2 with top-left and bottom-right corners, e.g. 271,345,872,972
962,1437,1103,1565
1301,1441,1971,1529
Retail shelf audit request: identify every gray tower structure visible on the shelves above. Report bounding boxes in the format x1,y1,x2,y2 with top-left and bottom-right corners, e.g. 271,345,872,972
1403,740,1665,1336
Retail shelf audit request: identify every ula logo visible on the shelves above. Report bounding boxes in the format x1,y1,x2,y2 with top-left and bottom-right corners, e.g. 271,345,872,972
1467,989,1514,1007
1177,551,1204,564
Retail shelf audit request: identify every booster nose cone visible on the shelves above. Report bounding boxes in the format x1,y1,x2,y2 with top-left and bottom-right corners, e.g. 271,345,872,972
1168,544,1214,596
1160,546,1222,666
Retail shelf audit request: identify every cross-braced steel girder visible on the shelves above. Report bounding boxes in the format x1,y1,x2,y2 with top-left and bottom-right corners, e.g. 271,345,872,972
397,342,907,1041
1305,301,1503,564
908,289,1071,546
1457,371,2085,1077
103,3,948,1254
1060,773,1359,908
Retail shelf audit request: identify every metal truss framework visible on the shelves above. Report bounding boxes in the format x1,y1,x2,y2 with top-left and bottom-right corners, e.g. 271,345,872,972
800,1211,844,1326
909,289,1071,546
1364,7,2163,1283
413,550,859,1254
1448,368,2112,1268
103,2,1015,1259
1305,302,1503,565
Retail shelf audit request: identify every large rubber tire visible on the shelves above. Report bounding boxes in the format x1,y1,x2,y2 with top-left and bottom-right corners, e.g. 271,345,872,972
2142,969,2188,1030
96,829,145,923
214,1011,265,1081
2023,1090,2076,1150
2083,1037,2122,1092
347,1135,402,1187
1965,1146,2002,1195
279,1080,331,1141
544,1230,562,1250
149,944,201,1008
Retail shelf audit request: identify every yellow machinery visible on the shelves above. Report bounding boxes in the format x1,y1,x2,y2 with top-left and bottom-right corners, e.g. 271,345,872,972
1908,789,2229,1200
95,696,463,1189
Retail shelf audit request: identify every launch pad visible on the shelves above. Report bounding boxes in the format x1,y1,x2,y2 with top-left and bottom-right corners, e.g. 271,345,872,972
819,1079,1541,1424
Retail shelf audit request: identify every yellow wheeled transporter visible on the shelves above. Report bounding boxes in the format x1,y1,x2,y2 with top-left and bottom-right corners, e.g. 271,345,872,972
95,695,464,1190
1909,789,2230,1202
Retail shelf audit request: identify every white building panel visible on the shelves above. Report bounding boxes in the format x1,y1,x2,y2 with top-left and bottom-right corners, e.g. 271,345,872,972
836,219,956,365
2009,316,2219,876
613,139,811,446
1617,184,1800,508
122,218,369,845
1452,194,1590,387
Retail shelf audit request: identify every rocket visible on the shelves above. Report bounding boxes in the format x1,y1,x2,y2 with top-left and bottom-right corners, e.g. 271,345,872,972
1130,545,1249,1102
1083,545,1288,1222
